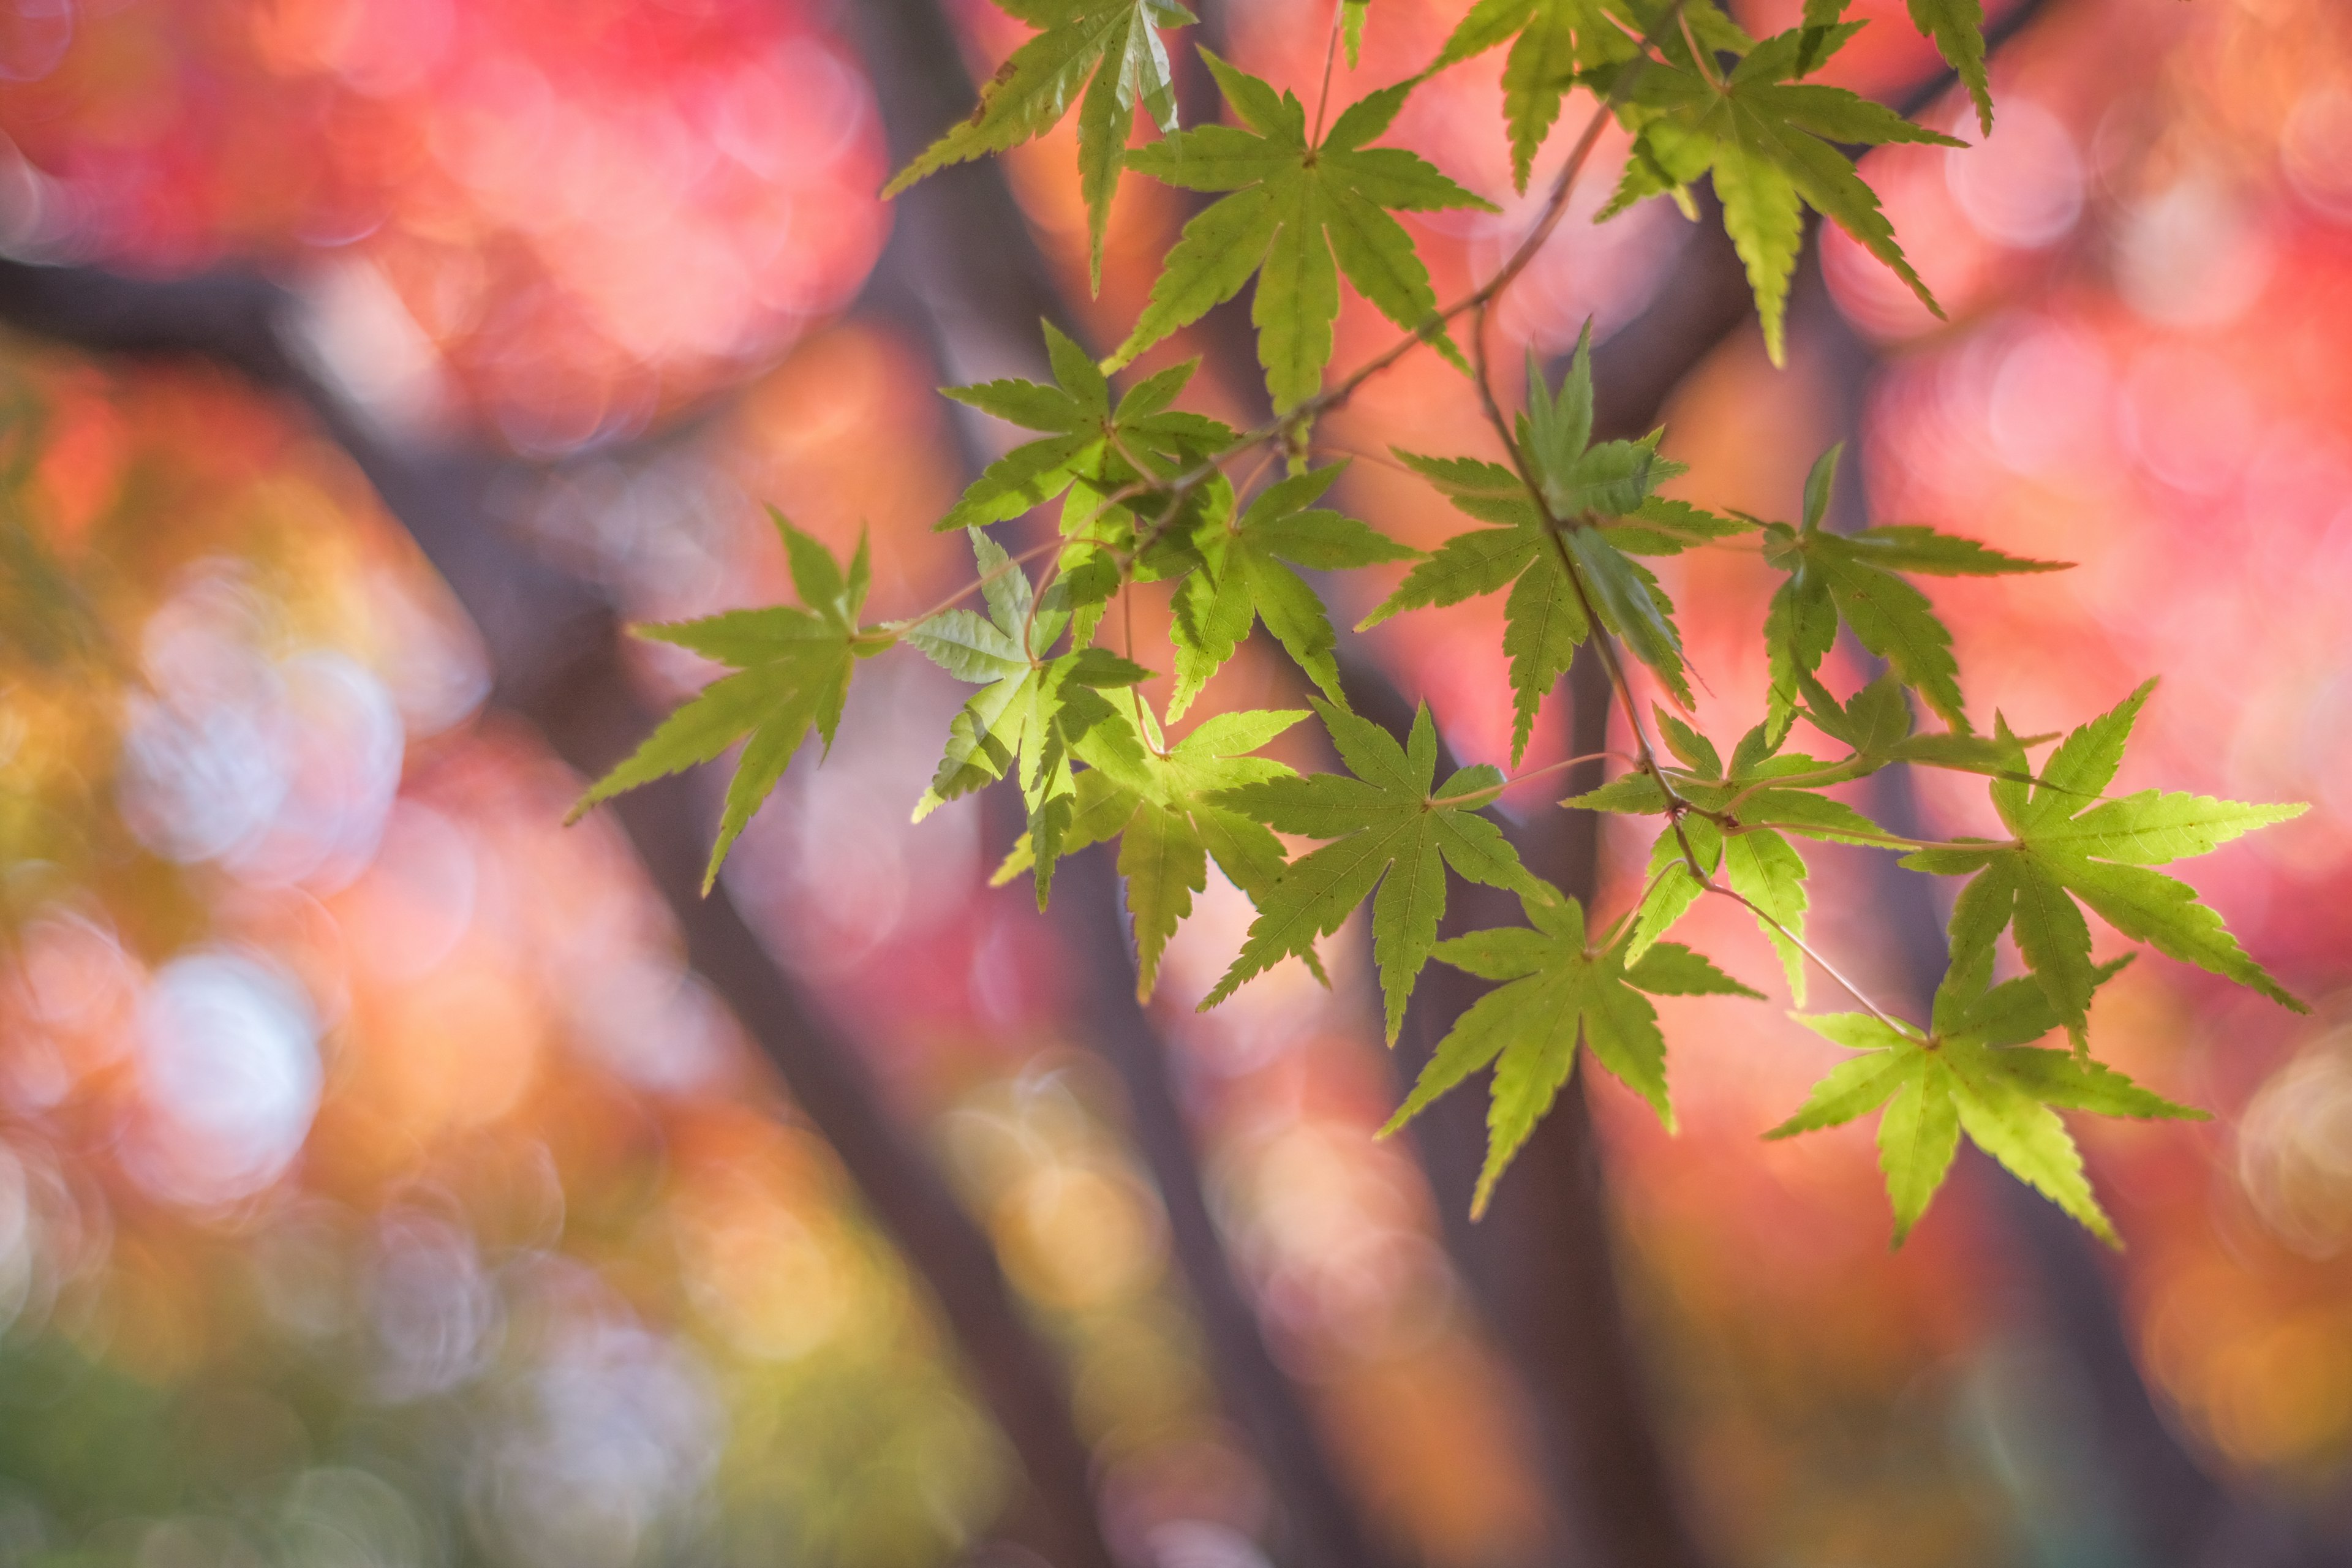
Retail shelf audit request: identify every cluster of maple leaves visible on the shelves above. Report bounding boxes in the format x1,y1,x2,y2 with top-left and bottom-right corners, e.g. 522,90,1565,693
577,0,2305,1245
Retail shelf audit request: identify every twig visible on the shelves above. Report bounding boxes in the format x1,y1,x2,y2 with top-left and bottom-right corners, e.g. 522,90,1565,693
889,538,1063,630
1703,879,1912,1034
1439,749,1638,810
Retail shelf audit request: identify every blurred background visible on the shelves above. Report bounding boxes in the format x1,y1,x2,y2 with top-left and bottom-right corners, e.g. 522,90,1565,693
0,0,2346,1565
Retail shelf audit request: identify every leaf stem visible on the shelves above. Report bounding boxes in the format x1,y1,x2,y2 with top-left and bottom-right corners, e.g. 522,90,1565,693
1713,759,1874,816
889,538,1062,629
1311,1,1346,146
1439,750,1638,811
1679,9,1725,92
1701,878,1912,1033
1755,824,2018,855
1598,861,1678,951
1022,548,1067,655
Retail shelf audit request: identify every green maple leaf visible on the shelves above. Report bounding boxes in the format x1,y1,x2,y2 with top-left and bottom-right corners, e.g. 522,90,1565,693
1760,445,2068,736
1900,680,2308,1049
1787,666,2054,783
1768,957,2205,1246
1600,24,1965,365
1434,0,1604,194
1341,0,1369,67
905,530,1151,904
883,0,1199,288
1574,710,1888,1000
1202,699,1539,1041
937,323,1231,535
1168,462,1418,718
992,707,1309,998
1112,51,1496,412
1905,0,1992,135
573,512,889,891
1433,0,1754,191
1383,886,1760,1214
1360,328,1741,761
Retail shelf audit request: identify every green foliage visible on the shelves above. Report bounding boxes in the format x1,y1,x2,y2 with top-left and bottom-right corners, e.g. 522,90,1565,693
907,530,1152,905
1385,886,1760,1213
1433,0,1754,191
996,707,1310,998
1205,699,1538,1042
1600,24,1965,364
1571,706,1890,1002
1770,956,2204,1246
1907,0,1994,135
1901,681,2309,1047
1362,326,1741,761
1112,51,1495,412
1170,462,1418,717
573,510,886,891
578,0,2311,1248
1761,444,2068,737
937,325,1229,537
884,0,1199,287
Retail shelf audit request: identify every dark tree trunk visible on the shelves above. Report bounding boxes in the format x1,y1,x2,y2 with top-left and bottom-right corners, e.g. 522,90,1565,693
0,257,1123,1568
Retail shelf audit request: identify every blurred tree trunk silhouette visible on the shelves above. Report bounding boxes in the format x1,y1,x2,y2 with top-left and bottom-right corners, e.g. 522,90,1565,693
1057,845,1408,1568
0,258,1123,1568
846,4,1412,1561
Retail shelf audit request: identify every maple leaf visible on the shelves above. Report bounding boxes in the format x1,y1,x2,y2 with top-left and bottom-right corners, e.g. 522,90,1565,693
1900,680,2309,1049
1361,328,1743,761
1600,24,1966,364
1760,445,2069,736
936,323,1231,535
1168,462,1418,718
1383,886,1761,1214
991,707,1309,998
905,530,1151,904
573,512,889,891
1904,0,1993,135
1786,667,2052,783
1433,0,1754,190
1768,957,2204,1245
1571,709,1890,1000
883,0,1199,288
1202,699,1540,1041
1112,52,1496,412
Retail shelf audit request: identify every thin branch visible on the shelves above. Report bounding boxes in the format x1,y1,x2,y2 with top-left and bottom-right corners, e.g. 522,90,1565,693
1440,750,1639,812
1450,124,1910,1036
886,537,1062,629
1703,878,1909,1030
